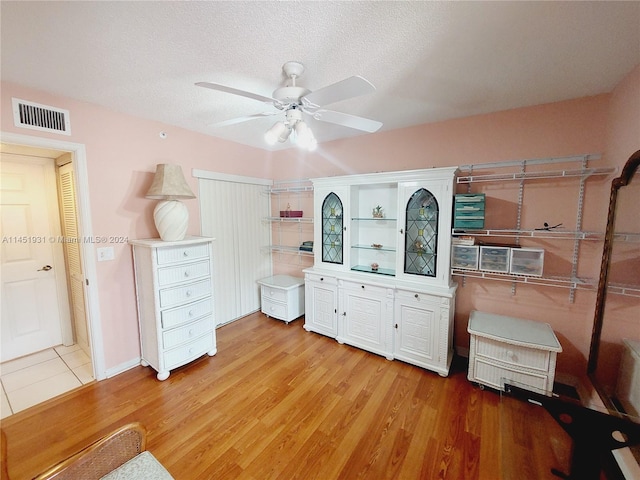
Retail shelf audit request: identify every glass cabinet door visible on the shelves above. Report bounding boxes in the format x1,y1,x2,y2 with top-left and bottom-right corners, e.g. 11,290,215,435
322,192,343,264
404,188,438,277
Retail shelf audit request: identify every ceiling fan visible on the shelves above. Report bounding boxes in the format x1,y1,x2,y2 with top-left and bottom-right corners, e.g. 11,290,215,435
196,61,382,150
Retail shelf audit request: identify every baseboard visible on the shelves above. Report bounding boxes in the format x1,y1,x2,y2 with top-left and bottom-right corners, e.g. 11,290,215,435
106,357,142,378
455,346,469,358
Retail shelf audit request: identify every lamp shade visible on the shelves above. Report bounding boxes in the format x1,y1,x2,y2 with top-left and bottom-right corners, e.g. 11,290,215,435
146,164,195,200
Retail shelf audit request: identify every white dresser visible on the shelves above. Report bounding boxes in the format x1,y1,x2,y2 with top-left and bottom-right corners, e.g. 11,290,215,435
130,236,216,381
467,310,562,395
257,275,304,323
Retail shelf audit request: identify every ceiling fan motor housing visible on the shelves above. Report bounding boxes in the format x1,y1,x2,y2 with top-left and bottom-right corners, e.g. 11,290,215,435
272,86,310,105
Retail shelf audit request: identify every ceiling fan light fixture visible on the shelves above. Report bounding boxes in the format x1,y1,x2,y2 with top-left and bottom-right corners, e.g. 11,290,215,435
264,121,290,145
294,120,313,146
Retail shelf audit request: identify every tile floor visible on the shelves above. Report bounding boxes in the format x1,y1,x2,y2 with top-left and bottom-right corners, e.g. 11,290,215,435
0,344,94,419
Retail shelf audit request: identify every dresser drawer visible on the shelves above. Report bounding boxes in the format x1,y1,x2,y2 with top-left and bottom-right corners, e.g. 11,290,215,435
260,285,288,303
340,280,389,298
305,273,337,286
156,243,209,265
161,297,212,329
158,260,210,286
475,336,551,372
260,299,290,321
162,316,213,349
472,357,549,392
163,331,214,370
159,279,211,308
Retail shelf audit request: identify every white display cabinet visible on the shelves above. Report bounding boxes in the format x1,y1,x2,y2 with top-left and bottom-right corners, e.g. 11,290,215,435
337,280,394,358
303,272,339,338
305,167,458,376
394,288,456,376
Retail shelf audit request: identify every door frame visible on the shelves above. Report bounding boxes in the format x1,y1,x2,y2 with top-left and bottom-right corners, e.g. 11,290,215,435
1,131,105,380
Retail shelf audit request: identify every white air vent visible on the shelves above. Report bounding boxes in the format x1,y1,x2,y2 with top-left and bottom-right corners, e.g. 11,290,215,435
12,98,71,135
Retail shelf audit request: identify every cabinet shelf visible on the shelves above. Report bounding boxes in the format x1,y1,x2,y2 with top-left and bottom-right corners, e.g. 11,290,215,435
350,265,395,276
351,217,397,222
351,244,396,252
452,268,596,290
453,229,603,240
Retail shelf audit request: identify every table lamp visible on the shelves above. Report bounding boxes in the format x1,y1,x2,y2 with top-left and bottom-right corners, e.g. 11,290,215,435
145,164,195,241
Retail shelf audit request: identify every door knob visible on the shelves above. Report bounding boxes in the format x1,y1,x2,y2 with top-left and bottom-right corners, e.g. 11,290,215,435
38,265,52,271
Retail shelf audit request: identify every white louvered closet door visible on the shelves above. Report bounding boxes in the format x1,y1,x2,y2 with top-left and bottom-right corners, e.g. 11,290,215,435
58,161,90,355
198,173,271,326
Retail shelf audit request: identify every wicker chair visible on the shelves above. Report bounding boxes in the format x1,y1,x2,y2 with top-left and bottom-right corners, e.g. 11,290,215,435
31,422,147,480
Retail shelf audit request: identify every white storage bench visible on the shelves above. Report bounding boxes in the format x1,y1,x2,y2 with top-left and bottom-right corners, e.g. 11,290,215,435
467,310,562,396
258,275,305,323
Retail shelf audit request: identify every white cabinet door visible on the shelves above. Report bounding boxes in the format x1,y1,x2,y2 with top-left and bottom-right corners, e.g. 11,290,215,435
338,281,393,359
396,177,454,288
303,273,338,337
394,289,453,376
313,185,350,271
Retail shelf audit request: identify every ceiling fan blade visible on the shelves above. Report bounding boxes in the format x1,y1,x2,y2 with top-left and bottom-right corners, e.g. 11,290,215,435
302,76,376,109
209,111,278,128
313,109,382,133
196,82,277,104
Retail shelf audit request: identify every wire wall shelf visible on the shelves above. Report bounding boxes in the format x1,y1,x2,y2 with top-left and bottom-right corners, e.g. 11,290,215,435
452,269,596,291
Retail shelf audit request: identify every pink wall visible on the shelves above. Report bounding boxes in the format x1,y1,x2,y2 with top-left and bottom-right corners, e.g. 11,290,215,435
605,64,640,166
594,64,640,392
1,81,272,372
2,63,638,379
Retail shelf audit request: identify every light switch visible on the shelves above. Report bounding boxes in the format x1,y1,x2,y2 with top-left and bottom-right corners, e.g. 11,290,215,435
97,246,115,261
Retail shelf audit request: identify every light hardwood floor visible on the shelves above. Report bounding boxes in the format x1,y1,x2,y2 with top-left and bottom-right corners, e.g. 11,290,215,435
1,312,569,479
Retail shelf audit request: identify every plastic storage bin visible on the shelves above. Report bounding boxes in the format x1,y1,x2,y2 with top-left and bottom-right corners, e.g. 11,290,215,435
451,245,479,270
509,248,544,276
454,194,485,229
479,246,510,273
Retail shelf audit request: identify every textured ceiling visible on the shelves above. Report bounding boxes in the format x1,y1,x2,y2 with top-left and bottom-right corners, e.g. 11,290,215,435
1,1,639,151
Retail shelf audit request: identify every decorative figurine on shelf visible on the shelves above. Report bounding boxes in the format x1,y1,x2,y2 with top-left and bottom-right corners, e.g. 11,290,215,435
414,240,425,252
371,263,379,271
372,205,384,218
371,243,382,249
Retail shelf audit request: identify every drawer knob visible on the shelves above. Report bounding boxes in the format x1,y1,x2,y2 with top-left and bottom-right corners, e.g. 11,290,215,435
188,329,193,336
184,271,190,277
189,348,193,354
270,306,275,311
320,277,324,281
186,290,192,297
183,251,189,257
270,290,275,296
414,294,419,299
188,310,194,317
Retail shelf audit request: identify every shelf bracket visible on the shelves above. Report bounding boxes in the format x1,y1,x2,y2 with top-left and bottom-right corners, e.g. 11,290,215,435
568,155,589,303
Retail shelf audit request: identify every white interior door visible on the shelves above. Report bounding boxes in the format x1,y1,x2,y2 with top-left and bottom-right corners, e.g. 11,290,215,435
0,155,70,361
